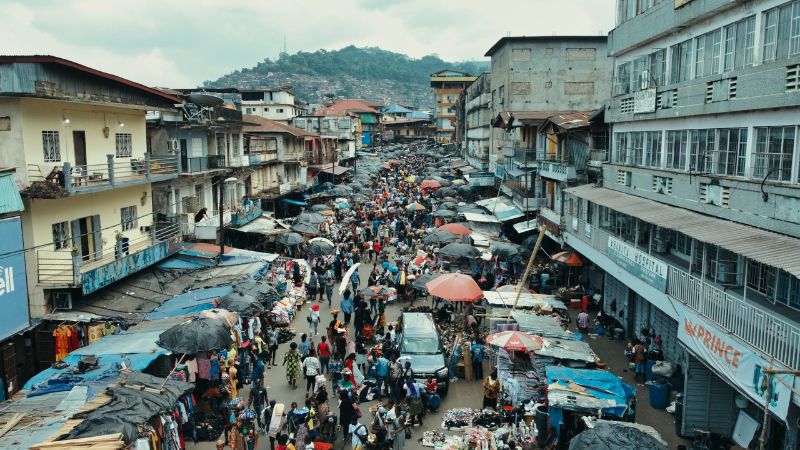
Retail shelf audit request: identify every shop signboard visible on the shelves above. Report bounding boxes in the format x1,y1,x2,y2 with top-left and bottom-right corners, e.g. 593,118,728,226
0,217,30,341
607,236,667,291
678,310,791,421
467,172,495,187
633,88,656,113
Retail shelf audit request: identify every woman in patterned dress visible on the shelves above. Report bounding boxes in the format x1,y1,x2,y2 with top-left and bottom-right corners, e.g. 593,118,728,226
284,342,301,389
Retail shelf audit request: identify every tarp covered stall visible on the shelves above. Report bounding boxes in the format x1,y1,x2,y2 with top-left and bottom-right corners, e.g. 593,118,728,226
483,291,566,311
536,338,596,365
145,286,233,320
475,197,524,222
463,212,502,237
510,310,575,339
569,420,667,450
546,366,635,432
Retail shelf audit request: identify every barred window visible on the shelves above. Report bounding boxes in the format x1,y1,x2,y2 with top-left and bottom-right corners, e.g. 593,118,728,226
232,134,241,157
747,260,776,297
666,130,688,170
753,126,795,182
121,205,137,231
714,128,747,177
644,131,662,168
52,221,70,250
115,133,133,158
42,131,61,162
776,270,800,310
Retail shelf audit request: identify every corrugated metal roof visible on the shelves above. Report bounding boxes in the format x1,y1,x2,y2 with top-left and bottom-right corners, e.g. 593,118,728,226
0,171,23,214
565,185,800,277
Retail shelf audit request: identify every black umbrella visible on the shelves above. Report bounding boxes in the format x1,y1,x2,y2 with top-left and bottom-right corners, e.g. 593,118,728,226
277,232,305,246
412,272,442,290
349,193,369,203
235,279,279,304
568,422,667,450
439,242,481,259
308,240,335,256
296,213,326,224
436,187,459,198
328,186,352,197
431,176,451,186
422,230,460,245
290,222,321,236
158,316,233,354
359,286,392,299
432,209,457,218
490,241,530,263
439,201,458,210
218,292,266,316
321,181,334,189
310,204,332,212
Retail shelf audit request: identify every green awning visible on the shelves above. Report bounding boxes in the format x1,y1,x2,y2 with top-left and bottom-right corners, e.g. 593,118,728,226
0,172,23,214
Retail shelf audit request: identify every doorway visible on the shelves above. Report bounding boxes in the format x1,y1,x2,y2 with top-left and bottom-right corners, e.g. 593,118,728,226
180,139,189,172
73,131,87,171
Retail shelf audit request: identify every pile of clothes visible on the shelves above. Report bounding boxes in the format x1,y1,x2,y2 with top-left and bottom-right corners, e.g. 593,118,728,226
421,431,447,447
471,409,501,429
441,408,478,429
277,328,296,344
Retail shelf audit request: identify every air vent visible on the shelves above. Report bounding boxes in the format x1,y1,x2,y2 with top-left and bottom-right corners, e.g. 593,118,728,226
705,82,714,103
620,97,634,114
617,170,632,187
651,176,673,195
699,183,731,208
672,90,678,106
787,64,800,91
729,77,737,99
658,90,677,110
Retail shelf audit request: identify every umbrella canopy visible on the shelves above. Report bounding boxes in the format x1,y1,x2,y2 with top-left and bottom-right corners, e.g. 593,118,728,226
496,284,518,293
405,175,417,183
291,222,321,236
439,242,481,259
485,331,544,352
309,237,334,246
310,204,332,212
552,250,584,267
422,230,460,245
412,272,442,290
340,263,361,294
328,186,352,197
405,202,426,211
388,159,399,165
420,180,442,189
217,292,266,316
568,422,667,450
450,179,467,185
435,187,459,198
430,176,451,186
438,223,471,236
490,241,530,263
359,285,392,299
158,316,233,354
349,193,369,203
235,279,280,304
308,240,335,256
296,213,326,224
439,201,458,210
277,232,305,246
426,273,483,302
321,181,334,189
198,309,239,328
432,209,456,218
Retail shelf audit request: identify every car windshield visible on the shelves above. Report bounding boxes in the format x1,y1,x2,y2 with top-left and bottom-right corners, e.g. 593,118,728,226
401,335,440,354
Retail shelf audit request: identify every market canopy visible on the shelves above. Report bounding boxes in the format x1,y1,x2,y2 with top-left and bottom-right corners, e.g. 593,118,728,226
551,249,584,266
426,272,483,302
277,231,305,246
216,292,265,316
437,223,471,236
569,421,667,450
234,279,280,304
318,165,351,175
439,242,481,259
485,330,543,352
546,366,635,421
423,230,460,245
483,291,566,311
157,316,234,354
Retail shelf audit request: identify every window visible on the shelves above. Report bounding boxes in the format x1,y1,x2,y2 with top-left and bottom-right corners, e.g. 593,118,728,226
216,134,226,155
666,130,688,170
747,260,776,297
586,201,594,225
648,49,666,86
723,24,736,72
613,132,628,164
121,205,137,231
670,39,693,83
232,134,240,157
115,133,133,158
630,132,644,165
632,56,647,91
714,128,747,176
264,108,269,112
644,131,662,167
792,1,800,57
668,229,692,258
52,221,70,250
762,1,800,62
736,16,756,68
277,108,284,113
42,131,61,162
753,126,796,182
776,270,800,309
615,62,632,95
694,35,706,78
688,129,714,172
763,9,779,62
498,85,505,104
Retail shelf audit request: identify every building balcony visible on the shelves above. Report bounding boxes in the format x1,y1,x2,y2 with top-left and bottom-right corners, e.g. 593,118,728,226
225,154,250,168
503,181,544,212
248,152,278,166
231,203,263,226
563,214,800,371
538,160,577,182
182,155,226,174
36,221,182,294
539,207,563,227
26,154,179,198
279,182,302,195
280,152,305,164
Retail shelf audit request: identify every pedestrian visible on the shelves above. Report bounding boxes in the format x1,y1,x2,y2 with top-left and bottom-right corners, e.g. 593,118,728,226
633,339,647,382
577,310,590,334
247,378,269,431
351,268,361,292
307,271,318,302
324,269,335,307
299,333,311,360
302,348,321,393
267,328,279,367
389,411,408,450
252,351,266,388
482,369,500,410
371,407,389,445
373,353,390,400
283,342,301,389
341,289,354,324
308,304,320,336
471,339,485,380
348,415,368,449
317,336,331,374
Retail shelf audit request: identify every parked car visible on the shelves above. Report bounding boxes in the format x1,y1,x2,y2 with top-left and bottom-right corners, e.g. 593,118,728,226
398,312,449,396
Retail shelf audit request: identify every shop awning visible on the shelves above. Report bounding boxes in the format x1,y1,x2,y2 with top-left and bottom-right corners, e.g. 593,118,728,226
537,337,596,363
318,165,351,175
463,212,501,223
513,219,538,234
459,166,478,174
484,291,566,311
450,159,469,168
235,216,290,236
511,310,576,339
506,167,526,178
475,197,524,222
565,185,800,277
283,198,308,206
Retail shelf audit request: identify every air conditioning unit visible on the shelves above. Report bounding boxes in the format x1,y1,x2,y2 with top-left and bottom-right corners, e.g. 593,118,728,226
53,291,73,310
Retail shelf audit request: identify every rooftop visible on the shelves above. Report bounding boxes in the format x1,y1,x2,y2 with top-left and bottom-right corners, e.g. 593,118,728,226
243,114,318,137
484,35,608,56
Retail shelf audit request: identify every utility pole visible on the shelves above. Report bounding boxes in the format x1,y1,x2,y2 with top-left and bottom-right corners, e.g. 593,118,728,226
758,367,800,450
218,179,224,259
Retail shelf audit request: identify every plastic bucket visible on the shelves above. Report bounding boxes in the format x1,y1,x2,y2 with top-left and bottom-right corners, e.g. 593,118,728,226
648,379,670,409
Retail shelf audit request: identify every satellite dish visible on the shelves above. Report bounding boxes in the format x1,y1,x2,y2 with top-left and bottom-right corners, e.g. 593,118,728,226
185,92,224,107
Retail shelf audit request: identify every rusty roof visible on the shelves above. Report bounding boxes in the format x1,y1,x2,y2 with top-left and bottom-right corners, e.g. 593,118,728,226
539,111,597,133
243,115,318,137
317,99,380,115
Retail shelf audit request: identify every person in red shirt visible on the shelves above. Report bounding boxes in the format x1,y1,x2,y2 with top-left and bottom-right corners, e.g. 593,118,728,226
373,241,382,259
317,336,332,375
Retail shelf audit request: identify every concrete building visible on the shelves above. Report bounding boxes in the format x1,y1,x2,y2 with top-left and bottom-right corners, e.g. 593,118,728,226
430,70,477,143
0,55,183,317
464,73,492,171
240,87,302,123
485,36,612,217
293,113,360,168
560,0,800,446
315,100,380,147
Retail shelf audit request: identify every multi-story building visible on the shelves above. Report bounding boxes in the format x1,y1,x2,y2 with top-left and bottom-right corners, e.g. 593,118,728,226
560,0,800,445
430,70,477,143
485,36,611,215
316,99,381,147
293,113,360,168
0,56,183,317
240,87,302,123
464,73,492,171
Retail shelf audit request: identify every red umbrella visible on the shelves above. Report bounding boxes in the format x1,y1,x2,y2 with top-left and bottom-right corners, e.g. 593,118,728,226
551,250,584,267
485,331,544,352
425,273,483,302
388,159,399,165
420,179,442,189
437,223,471,236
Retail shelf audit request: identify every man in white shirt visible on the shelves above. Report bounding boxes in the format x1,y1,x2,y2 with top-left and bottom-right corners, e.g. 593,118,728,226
349,416,368,449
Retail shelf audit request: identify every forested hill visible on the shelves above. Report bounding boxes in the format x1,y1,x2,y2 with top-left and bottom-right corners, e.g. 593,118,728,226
204,46,488,108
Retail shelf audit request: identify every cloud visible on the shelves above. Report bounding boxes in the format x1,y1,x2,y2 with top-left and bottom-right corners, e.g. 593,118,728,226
1,0,614,86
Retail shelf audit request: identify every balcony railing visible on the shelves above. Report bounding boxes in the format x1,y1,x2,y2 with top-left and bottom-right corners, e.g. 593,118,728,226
26,154,179,197
36,221,182,292
539,160,577,182
182,155,226,173
248,152,278,166
564,213,800,371
231,203,263,226
539,207,563,227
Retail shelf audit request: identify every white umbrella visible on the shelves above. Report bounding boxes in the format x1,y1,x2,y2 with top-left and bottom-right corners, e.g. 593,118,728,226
340,263,361,295
309,237,335,247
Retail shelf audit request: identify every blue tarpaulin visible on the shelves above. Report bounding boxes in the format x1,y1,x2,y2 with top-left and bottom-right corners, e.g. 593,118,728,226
545,366,635,430
145,286,233,320
283,198,308,206
25,351,168,392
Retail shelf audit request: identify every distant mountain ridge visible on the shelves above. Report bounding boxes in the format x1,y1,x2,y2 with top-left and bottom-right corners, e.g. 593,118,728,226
204,45,488,109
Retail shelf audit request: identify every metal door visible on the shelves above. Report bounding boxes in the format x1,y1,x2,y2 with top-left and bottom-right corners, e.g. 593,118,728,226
681,352,736,437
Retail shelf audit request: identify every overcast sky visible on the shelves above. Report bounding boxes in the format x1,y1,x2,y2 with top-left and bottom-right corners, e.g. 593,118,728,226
2,0,614,87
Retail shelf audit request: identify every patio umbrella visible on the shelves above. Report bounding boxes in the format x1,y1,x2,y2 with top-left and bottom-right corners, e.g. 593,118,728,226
405,175,417,183
422,230,459,245
311,204,332,212
158,316,233,354
552,250,584,267
439,242,481,259
296,213,326,224
485,331,544,352
308,239,335,256
430,176,450,186
420,180,441,189
438,223,471,236
309,237,334,246
349,193,369,203
198,308,239,328
291,222,321,236
235,279,280,304
277,232,305,246
360,285,392,300
412,272,442,290
426,272,483,302
406,202,426,211
388,159,399,165
490,241,530,263
438,201,458,210
339,263,361,294
328,186,352,197
568,422,667,450
432,209,456,219
436,187,459,198
450,179,467,185
217,292,266,316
